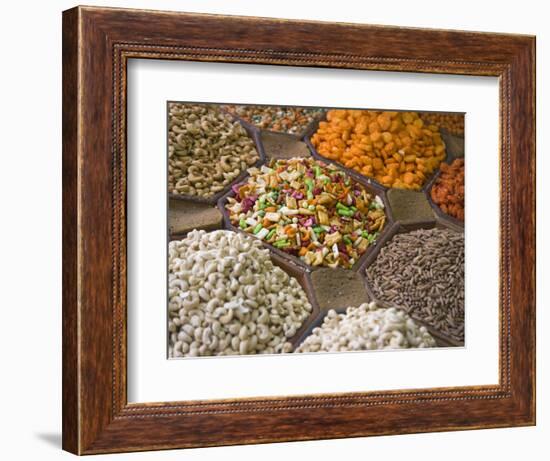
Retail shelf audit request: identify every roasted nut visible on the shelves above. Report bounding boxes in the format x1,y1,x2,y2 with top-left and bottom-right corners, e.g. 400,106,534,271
168,103,259,198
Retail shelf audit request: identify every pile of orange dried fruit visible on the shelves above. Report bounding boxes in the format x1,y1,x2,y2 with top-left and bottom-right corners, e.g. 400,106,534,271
430,158,465,221
310,110,447,190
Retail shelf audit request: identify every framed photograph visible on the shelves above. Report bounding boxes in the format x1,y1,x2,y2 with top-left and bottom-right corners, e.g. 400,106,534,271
62,5,535,455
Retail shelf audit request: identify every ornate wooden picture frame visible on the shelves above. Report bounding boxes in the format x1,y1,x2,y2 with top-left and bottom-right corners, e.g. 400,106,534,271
62,5,535,454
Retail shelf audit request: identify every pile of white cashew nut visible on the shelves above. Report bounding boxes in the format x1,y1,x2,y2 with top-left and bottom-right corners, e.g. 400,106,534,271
168,103,259,197
168,230,313,357
295,302,436,353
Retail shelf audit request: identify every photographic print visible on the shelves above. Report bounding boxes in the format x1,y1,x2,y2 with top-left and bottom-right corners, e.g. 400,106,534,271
167,103,465,357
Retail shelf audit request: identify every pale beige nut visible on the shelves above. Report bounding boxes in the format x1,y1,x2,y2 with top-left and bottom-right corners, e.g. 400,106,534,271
168,230,313,357
295,302,436,353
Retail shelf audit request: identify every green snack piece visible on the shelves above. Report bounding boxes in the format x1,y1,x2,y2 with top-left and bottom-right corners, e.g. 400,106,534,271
266,228,276,240
343,235,352,245
361,231,378,243
239,219,247,229
253,223,263,234
367,233,378,244
337,208,354,217
274,239,289,248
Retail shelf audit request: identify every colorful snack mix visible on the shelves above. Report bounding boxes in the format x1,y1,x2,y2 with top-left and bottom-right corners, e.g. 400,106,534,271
225,158,386,269
224,105,323,134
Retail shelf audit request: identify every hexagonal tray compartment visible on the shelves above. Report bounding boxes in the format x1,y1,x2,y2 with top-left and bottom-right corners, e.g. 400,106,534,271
423,150,465,231
292,302,454,352
358,220,465,347
303,110,455,193
168,232,321,350
216,158,394,273
168,110,267,205
222,104,325,139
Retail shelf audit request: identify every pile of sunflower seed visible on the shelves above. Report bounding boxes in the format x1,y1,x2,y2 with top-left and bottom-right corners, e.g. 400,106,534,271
365,228,464,342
